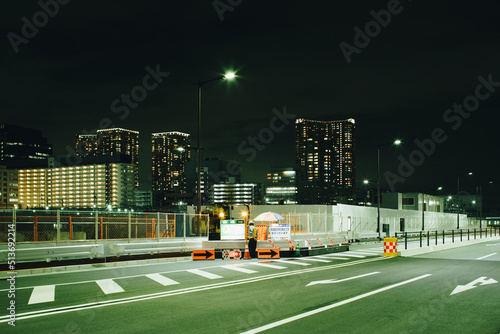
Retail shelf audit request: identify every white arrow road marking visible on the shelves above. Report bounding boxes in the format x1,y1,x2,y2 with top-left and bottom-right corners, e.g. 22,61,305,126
306,272,380,287
450,276,498,295
476,252,497,260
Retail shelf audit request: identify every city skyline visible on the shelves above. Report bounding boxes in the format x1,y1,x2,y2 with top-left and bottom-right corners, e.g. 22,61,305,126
2,1,499,205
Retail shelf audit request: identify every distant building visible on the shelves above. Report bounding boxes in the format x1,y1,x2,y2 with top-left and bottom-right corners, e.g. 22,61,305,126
381,192,444,213
75,128,139,164
213,183,261,205
18,163,137,209
0,124,53,168
0,166,18,209
151,132,191,207
295,118,355,204
444,193,482,217
134,190,153,208
185,158,242,206
264,167,297,205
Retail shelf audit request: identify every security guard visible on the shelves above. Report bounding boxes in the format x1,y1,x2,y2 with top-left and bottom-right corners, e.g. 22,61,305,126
248,221,258,258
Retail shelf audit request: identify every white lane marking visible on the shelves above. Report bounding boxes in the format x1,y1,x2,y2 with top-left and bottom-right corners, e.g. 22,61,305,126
28,285,55,305
252,263,287,270
187,269,223,280
274,260,311,266
321,253,365,259
220,265,258,274
348,250,381,255
96,279,125,294
300,258,331,263
146,274,180,286
339,253,366,258
476,252,497,260
306,272,381,287
315,255,350,260
0,257,389,323
241,274,432,334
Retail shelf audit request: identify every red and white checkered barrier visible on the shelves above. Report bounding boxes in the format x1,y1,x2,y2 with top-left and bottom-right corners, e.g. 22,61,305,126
384,238,398,257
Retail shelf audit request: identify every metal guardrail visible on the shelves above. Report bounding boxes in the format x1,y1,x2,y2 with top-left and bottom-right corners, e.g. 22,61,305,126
395,227,500,250
111,241,194,257
0,244,104,262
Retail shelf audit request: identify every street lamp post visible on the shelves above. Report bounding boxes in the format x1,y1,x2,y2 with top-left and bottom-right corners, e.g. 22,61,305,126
194,72,235,216
456,172,473,229
376,139,401,239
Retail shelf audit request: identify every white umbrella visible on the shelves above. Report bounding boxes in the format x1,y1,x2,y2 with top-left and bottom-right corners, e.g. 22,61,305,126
253,211,285,222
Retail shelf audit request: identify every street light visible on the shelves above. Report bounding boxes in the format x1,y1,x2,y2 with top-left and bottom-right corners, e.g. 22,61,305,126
194,72,236,216
457,172,473,229
376,139,402,239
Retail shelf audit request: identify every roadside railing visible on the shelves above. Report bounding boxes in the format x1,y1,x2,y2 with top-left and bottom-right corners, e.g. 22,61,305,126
395,227,500,250
0,209,209,244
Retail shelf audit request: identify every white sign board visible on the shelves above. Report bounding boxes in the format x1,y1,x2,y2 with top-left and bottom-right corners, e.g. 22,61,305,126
269,224,291,241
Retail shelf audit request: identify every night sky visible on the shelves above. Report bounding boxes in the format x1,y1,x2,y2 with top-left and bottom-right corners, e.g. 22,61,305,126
2,1,500,209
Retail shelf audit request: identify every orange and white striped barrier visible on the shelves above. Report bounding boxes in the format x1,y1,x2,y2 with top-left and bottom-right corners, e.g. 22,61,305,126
383,238,398,257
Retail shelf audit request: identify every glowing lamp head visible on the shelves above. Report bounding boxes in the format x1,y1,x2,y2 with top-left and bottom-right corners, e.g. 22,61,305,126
223,72,236,80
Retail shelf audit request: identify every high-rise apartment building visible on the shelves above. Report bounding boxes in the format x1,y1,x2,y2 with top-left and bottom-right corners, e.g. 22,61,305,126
295,118,355,204
75,128,139,164
0,124,53,168
18,163,137,209
151,132,191,207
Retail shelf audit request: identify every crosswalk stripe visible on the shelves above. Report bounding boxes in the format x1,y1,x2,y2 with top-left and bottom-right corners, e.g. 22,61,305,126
187,269,223,279
274,259,311,266
301,258,331,263
146,274,180,286
252,263,287,270
221,265,258,274
96,279,125,294
28,285,55,305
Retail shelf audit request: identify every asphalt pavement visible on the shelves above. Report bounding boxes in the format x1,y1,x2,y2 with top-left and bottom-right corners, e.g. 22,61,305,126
1,240,499,333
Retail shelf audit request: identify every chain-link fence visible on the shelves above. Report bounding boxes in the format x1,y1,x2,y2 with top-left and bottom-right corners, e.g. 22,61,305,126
0,209,209,243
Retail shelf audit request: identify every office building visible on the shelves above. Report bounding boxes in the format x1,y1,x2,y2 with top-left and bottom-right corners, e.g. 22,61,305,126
264,167,297,205
213,183,261,205
18,163,137,209
295,118,355,204
0,166,19,209
134,190,153,208
0,124,53,168
151,131,191,207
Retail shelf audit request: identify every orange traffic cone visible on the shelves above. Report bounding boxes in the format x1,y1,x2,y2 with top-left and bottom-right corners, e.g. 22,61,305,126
244,241,250,259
